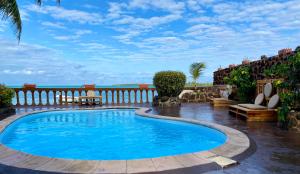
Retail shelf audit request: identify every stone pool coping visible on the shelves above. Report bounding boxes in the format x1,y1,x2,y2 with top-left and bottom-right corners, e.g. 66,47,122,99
0,106,250,174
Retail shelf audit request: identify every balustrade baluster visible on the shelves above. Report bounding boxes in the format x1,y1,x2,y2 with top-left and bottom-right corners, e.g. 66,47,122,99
105,90,108,105
31,90,35,106
46,90,50,106
59,90,63,105
122,90,125,104
140,90,143,103
24,90,28,106
98,90,103,105
15,90,20,106
112,90,115,104
128,90,131,104
134,90,137,104
71,90,75,105
146,89,149,103
38,90,42,106
117,90,120,104
64,90,68,105
53,90,57,105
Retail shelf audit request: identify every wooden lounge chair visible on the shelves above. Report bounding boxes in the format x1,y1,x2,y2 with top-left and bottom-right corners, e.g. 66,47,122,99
229,83,279,121
210,85,236,107
79,90,102,105
229,94,279,121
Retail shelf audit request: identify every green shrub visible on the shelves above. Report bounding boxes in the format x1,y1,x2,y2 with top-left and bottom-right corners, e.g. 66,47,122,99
0,85,15,108
223,66,256,102
153,71,186,97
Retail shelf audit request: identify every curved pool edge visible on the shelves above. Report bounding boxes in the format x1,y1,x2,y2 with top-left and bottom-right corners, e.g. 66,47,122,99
0,106,250,174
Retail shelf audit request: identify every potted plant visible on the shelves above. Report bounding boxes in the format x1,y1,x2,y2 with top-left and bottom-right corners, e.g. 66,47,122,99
242,58,250,65
229,64,236,68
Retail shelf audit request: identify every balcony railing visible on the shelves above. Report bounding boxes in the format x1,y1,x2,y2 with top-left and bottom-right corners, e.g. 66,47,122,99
10,85,157,107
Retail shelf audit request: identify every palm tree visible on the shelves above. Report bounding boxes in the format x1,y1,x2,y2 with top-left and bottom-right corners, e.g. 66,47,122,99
0,0,60,42
189,62,206,87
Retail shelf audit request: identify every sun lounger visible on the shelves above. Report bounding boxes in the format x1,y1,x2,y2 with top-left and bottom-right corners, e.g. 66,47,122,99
229,83,279,121
79,90,102,105
229,94,279,121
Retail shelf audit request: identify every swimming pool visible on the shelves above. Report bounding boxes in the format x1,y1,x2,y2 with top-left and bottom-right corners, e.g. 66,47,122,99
0,109,226,160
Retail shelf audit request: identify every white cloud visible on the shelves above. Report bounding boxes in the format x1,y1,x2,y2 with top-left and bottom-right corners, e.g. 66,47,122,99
128,0,185,14
27,5,103,25
107,0,184,42
2,69,45,75
53,29,92,41
41,21,66,29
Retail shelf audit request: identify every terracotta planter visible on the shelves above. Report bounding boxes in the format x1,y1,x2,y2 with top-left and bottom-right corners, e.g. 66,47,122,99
23,84,36,90
278,48,292,57
139,84,149,89
83,84,95,90
229,64,236,68
242,59,250,65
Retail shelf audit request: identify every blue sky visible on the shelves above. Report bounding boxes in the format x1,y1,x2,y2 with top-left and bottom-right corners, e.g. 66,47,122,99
0,0,299,85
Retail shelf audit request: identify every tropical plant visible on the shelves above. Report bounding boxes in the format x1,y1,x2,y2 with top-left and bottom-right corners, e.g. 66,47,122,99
0,0,60,41
189,62,206,87
223,66,256,102
0,84,15,108
153,71,186,98
265,51,300,123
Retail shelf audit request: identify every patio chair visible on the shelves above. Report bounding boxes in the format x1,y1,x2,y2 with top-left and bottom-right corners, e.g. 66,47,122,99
79,90,102,105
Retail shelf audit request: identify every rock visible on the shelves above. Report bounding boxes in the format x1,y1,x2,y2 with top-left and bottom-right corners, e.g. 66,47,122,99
159,97,181,107
287,111,300,132
179,90,194,99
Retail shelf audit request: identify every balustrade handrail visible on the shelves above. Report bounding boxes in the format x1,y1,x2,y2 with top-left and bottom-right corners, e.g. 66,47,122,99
11,87,156,107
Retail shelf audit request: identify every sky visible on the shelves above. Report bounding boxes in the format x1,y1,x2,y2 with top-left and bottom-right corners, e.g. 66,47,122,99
0,0,299,85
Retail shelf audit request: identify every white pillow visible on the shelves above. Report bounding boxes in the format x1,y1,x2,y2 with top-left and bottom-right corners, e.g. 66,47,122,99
268,94,279,109
264,83,273,98
254,93,264,105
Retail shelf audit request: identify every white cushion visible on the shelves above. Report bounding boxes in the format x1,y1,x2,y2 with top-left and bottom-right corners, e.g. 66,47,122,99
238,104,267,110
268,94,279,109
254,93,264,105
264,83,273,98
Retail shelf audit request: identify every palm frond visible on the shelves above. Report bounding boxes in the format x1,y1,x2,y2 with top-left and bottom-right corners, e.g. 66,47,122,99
189,62,206,82
0,0,22,41
36,0,61,6
36,0,42,6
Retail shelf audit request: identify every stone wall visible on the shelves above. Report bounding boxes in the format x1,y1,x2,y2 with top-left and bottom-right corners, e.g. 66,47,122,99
180,85,227,103
213,48,295,85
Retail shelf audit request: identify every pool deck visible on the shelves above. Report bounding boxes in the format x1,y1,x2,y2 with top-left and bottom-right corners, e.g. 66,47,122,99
0,103,299,174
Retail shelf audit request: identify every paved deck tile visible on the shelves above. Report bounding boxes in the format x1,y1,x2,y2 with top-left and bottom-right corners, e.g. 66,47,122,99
126,159,156,173
94,160,126,174
174,154,211,167
62,160,99,173
151,156,184,171
35,159,74,172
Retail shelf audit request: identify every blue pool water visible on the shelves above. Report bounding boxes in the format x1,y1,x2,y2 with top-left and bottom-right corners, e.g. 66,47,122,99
0,109,226,160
